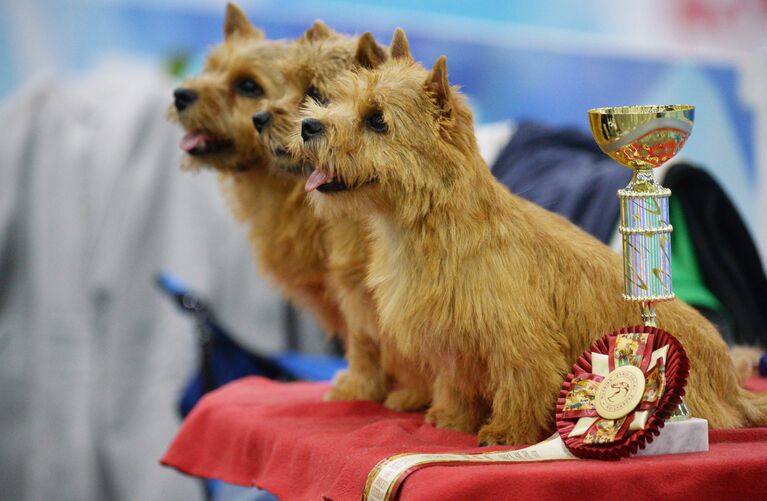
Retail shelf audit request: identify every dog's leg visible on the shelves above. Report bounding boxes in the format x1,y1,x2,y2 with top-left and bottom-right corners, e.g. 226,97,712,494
384,362,431,412
477,363,563,446
425,367,486,433
325,329,388,402
299,287,347,340
384,387,431,412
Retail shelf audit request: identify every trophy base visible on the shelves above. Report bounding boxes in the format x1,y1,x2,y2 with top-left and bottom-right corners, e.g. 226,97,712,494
635,417,709,457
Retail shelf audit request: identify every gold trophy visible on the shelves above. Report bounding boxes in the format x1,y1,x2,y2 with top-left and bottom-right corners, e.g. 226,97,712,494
588,104,694,419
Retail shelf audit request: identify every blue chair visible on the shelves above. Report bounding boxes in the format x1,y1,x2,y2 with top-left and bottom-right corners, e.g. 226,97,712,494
155,272,347,500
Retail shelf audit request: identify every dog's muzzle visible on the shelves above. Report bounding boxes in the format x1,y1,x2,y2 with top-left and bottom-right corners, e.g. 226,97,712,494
301,119,324,142
252,112,272,133
173,88,197,112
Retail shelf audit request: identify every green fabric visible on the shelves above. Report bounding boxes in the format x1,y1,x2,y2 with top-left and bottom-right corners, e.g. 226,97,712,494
670,198,722,311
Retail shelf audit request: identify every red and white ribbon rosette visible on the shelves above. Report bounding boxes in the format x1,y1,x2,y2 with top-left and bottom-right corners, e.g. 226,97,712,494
556,325,690,460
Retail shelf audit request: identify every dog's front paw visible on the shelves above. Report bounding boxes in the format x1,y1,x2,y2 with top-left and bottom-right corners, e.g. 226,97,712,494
384,388,430,412
477,423,539,447
425,406,476,433
323,369,387,402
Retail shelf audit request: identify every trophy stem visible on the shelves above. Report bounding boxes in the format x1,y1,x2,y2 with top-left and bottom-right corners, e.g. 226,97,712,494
669,399,692,421
640,302,657,327
627,167,661,193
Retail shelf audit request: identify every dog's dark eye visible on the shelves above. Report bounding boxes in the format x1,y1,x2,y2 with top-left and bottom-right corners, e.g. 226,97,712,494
365,111,388,133
235,78,264,98
305,86,327,105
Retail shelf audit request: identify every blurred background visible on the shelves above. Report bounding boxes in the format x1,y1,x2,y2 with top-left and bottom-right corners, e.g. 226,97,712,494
3,0,766,246
1,0,765,500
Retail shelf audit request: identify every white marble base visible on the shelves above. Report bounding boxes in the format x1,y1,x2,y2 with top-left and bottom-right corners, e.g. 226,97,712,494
635,417,709,457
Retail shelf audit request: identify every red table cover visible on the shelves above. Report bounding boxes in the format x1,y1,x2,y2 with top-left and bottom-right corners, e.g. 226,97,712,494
162,376,767,501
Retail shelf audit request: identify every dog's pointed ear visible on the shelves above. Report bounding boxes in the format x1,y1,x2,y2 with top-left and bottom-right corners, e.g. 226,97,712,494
425,55,451,113
303,20,334,41
224,3,264,40
355,32,387,69
390,28,412,61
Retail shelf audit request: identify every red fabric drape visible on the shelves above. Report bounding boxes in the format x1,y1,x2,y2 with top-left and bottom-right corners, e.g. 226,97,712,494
162,376,767,500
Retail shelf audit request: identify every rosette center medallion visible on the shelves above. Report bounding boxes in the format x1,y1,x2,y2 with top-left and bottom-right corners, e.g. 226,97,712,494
595,365,645,420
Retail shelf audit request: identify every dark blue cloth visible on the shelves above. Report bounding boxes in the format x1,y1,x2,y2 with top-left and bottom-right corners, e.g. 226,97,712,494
177,318,348,417
178,318,295,418
491,121,632,244
156,272,345,418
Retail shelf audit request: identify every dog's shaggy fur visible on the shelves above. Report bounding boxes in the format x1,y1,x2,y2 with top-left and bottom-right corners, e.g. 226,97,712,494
259,27,429,407
292,29,767,445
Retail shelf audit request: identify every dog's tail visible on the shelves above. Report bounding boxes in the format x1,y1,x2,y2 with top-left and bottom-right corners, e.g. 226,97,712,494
729,345,763,386
735,387,767,427
728,346,767,426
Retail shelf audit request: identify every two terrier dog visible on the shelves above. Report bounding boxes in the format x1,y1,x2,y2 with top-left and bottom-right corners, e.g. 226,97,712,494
171,3,767,445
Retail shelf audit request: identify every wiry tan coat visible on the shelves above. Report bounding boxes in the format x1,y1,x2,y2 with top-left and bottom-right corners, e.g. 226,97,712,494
293,29,767,445
263,27,429,406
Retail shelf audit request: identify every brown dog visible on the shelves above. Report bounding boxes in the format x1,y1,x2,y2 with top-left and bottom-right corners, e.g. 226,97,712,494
292,28,767,445
258,26,429,408
168,4,344,339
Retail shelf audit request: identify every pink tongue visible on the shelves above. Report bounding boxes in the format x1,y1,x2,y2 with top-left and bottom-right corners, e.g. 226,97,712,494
305,169,331,192
180,132,211,152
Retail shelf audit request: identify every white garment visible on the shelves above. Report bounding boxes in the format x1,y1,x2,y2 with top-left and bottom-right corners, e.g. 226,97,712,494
475,120,515,168
0,62,291,501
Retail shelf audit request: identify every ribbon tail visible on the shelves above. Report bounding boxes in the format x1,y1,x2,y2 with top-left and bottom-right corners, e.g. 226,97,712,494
362,434,577,501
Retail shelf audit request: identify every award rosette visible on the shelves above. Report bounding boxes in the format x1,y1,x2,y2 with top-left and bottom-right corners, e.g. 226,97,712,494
556,326,689,460
362,328,690,501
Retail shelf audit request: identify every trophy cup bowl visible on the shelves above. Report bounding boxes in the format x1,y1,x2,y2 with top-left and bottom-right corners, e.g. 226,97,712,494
588,105,694,170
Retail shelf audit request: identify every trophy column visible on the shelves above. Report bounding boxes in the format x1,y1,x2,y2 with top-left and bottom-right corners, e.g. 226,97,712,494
618,167,673,327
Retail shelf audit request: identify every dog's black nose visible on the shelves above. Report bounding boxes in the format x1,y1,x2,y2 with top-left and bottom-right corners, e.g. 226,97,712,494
301,118,324,141
252,112,272,133
173,88,197,112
